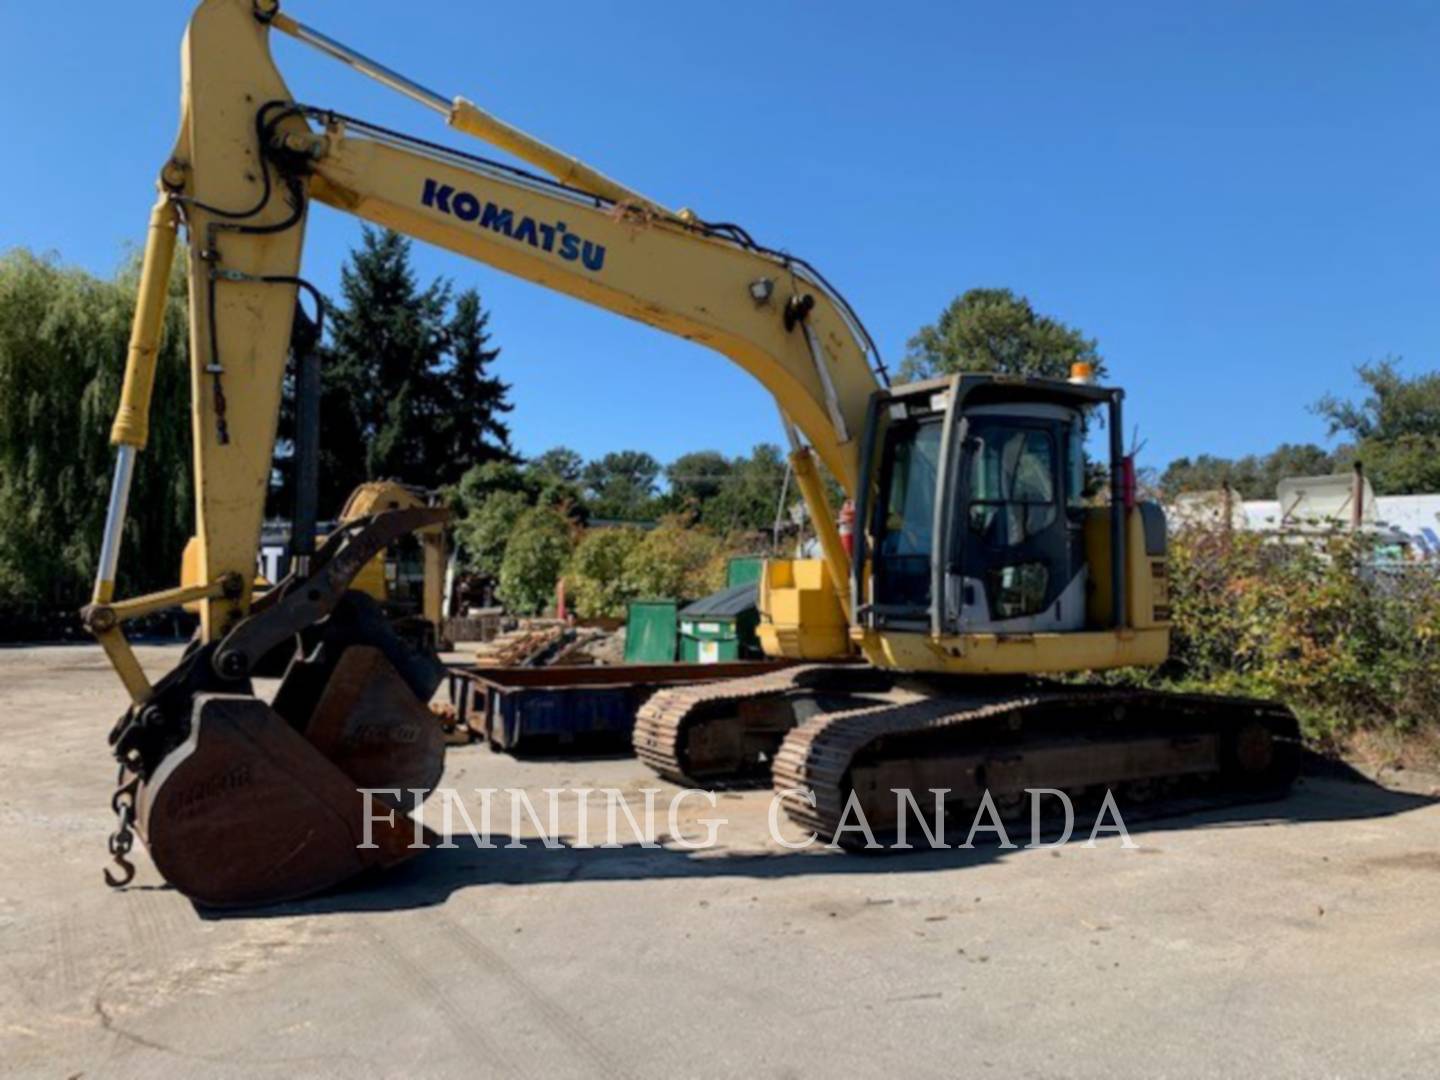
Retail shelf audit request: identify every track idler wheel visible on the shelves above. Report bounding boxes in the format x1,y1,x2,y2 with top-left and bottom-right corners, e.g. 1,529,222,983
1221,714,1303,793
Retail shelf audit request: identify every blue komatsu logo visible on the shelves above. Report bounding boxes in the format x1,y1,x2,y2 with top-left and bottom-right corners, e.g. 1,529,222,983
421,178,606,272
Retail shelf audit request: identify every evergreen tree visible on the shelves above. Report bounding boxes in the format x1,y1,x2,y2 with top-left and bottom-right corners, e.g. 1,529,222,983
328,227,451,501
274,228,514,515
433,288,514,472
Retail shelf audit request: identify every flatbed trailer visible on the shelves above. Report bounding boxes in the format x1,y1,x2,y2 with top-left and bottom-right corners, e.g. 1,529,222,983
443,660,797,754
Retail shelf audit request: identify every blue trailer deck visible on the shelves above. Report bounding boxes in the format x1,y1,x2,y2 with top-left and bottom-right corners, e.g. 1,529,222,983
445,660,796,754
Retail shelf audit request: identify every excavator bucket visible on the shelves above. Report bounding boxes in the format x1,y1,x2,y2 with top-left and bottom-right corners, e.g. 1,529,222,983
136,694,432,909
106,509,452,908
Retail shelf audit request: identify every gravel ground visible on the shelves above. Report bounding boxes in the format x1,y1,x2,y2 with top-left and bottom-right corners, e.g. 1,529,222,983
2,643,1438,1079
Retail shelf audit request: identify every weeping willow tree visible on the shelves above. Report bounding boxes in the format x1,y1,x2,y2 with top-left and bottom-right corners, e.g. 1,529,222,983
0,249,192,614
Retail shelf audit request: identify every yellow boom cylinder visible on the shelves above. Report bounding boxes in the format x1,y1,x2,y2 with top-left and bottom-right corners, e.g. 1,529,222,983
447,98,668,216
109,194,179,449
789,448,853,623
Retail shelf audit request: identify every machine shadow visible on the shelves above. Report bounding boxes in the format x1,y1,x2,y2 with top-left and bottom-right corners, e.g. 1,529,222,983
204,757,1436,920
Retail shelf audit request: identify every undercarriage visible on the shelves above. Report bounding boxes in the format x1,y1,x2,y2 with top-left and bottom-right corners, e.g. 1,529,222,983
635,666,1302,845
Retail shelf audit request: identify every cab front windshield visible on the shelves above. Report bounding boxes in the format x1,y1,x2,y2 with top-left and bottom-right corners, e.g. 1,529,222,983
966,424,1058,546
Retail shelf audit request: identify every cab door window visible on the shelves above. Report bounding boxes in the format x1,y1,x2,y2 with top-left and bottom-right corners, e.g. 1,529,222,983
873,419,942,609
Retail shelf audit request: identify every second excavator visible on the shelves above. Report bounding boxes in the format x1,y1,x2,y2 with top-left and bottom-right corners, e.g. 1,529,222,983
86,0,1300,906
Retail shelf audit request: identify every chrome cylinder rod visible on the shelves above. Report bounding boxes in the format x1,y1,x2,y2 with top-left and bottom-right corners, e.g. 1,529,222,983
93,447,136,602
272,14,451,114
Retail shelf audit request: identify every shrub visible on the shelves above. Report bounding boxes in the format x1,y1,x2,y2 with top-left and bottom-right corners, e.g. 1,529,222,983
567,527,644,618
454,489,530,579
1160,524,1440,745
622,516,726,601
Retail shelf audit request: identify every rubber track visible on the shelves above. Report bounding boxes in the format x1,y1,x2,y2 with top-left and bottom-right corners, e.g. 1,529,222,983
632,665,826,784
772,686,1300,839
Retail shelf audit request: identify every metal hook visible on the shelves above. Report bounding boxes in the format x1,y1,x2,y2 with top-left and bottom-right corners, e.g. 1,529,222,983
105,771,140,889
104,854,136,889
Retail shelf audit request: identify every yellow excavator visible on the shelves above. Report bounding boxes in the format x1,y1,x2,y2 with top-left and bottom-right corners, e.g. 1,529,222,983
87,0,1299,906
181,479,451,654
334,481,450,652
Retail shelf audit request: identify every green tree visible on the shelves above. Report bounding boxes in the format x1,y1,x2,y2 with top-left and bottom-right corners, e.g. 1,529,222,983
583,450,660,520
455,489,530,579
0,250,191,612
1160,443,1336,500
433,288,515,470
1257,443,1337,491
282,228,515,515
451,458,541,577
666,450,733,510
1315,359,1440,494
622,516,725,600
525,446,587,513
321,227,451,507
528,446,584,485
498,505,574,615
567,527,645,618
701,443,789,532
901,288,1104,383
456,459,534,505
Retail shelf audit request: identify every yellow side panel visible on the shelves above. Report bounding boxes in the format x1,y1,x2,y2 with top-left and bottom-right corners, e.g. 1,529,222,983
1084,508,1172,631
758,558,851,660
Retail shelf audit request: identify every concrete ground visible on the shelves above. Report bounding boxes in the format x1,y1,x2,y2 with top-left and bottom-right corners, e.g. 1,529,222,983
3,643,1439,1079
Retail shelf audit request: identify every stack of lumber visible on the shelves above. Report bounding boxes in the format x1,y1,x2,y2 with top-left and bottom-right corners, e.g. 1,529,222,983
472,620,571,668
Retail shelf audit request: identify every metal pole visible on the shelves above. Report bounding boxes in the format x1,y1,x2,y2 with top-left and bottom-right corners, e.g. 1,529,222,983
772,460,793,550
929,377,961,638
1351,461,1365,532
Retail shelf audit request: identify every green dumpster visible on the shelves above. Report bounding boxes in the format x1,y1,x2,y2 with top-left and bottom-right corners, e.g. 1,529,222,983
678,583,760,664
726,555,765,589
624,599,679,663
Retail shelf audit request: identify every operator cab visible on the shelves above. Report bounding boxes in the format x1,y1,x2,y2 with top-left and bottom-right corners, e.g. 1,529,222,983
857,373,1128,637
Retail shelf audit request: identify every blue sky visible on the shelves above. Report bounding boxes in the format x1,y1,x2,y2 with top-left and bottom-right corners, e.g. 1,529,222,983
3,1,1435,476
